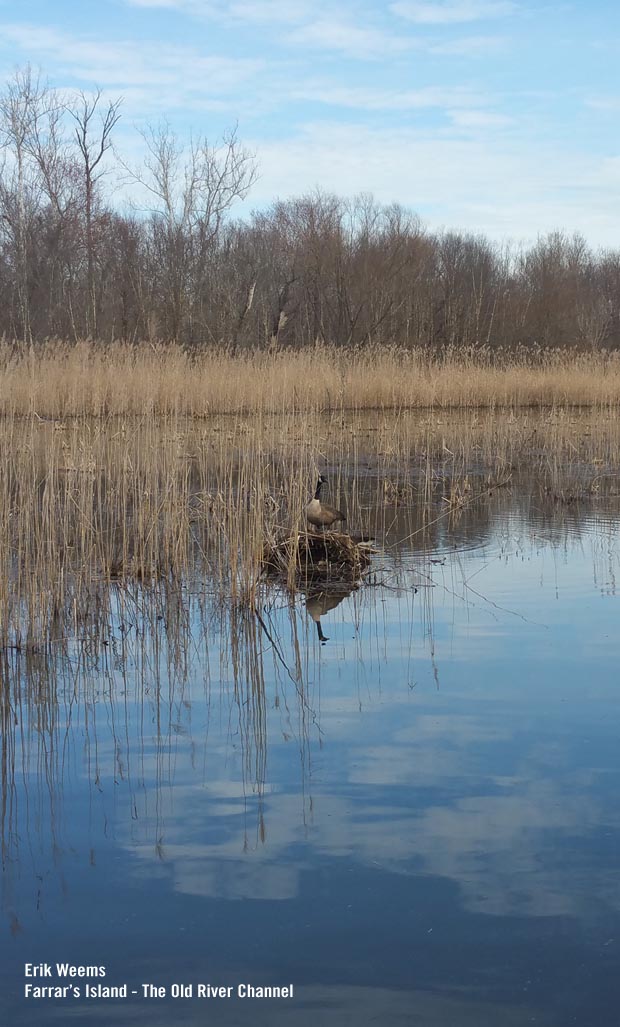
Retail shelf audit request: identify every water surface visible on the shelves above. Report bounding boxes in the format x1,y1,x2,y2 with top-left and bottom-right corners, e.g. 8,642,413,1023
1,477,620,1026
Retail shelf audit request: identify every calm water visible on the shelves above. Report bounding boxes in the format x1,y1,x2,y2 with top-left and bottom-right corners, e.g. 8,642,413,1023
1,481,620,1026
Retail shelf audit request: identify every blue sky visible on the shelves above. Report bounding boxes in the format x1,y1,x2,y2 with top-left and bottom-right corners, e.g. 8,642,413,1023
1,1,619,245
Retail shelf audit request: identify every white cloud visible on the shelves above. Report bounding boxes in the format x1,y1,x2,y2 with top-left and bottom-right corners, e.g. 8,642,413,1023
126,0,186,6
429,33,507,55
391,0,517,24
285,18,413,59
585,94,620,113
290,83,488,111
448,107,513,127
0,22,265,111
228,0,318,23
124,0,330,24
122,0,513,63
125,0,220,9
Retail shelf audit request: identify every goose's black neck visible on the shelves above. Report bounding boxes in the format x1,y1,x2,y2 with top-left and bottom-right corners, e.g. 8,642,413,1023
314,478,324,500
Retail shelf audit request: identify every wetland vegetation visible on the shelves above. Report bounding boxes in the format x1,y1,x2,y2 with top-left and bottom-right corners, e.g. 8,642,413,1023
4,340,620,416
0,394,619,648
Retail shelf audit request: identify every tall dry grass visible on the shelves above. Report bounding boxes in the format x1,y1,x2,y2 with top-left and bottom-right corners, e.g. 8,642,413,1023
1,404,619,649
3,341,620,417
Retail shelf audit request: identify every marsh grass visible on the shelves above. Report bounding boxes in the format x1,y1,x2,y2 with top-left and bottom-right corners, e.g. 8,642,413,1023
0,401,619,649
3,341,620,417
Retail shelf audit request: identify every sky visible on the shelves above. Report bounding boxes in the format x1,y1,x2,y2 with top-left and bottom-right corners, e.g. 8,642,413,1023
0,0,619,246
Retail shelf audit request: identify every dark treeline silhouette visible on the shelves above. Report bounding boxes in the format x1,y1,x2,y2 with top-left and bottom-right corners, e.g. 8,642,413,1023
1,68,619,352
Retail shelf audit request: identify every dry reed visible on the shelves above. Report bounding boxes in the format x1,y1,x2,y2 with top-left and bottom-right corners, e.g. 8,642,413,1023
2,341,620,417
0,403,618,651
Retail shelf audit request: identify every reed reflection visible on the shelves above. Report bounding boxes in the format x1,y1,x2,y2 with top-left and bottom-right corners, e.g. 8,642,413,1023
1,576,328,917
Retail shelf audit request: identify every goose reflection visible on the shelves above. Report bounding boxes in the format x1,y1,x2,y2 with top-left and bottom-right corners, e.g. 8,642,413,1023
305,587,353,643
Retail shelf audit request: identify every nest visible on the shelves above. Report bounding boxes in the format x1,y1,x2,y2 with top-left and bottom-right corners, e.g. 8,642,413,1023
263,530,373,584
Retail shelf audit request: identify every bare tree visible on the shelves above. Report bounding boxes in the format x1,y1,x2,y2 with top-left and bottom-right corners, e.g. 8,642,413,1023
0,67,49,341
2,65,620,354
68,90,122,337
122,122,256,341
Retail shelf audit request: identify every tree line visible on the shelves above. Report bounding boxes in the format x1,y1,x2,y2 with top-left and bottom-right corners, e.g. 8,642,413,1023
1,67,619,353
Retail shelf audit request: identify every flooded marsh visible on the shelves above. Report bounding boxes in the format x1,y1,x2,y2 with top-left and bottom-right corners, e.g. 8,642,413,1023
1,408,620,1026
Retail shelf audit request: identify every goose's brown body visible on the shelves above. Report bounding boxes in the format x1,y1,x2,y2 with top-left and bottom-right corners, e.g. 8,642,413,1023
306,475,346,530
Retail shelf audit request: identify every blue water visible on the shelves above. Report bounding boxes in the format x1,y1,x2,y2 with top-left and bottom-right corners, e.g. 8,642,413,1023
1,501,620,1026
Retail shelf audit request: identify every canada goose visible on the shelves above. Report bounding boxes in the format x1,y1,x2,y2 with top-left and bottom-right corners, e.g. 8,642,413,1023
306,475,346,531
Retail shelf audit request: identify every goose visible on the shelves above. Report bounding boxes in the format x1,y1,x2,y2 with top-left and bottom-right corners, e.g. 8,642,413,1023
306,475,346,531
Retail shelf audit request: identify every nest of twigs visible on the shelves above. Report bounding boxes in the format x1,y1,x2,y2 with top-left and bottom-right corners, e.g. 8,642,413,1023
263,530,373,584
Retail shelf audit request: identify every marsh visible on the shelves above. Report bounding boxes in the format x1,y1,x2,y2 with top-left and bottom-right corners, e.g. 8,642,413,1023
1,408,620,1027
